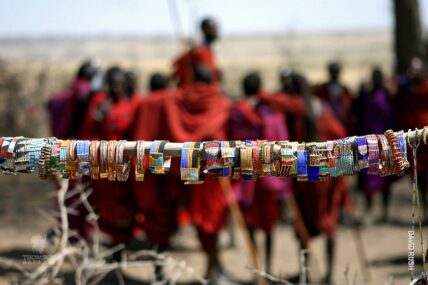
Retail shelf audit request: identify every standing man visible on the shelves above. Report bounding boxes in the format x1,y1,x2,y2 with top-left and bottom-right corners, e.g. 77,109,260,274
173,17,220,86
229,72,291,274
355,68,395,223
133,64,231,282
313,62,354,134
81,66,136,246
268,73,351,283
395,58,428,218
48,59,99,139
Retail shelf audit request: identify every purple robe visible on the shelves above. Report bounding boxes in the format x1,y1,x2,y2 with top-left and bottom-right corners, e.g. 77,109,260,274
358,87,394,194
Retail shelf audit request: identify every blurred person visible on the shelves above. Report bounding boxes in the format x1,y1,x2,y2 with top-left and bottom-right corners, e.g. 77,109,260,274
229,72,291,274
268,74,351,283
173,17,220,86
395,57,428,218
81,66,136,246
125,70,143,115
47,59,98,242
313,62,354,134
277,68,317,142
48,59,98,139
133,64,231,282
124,70,141,99
355,67,394,223
149,72,169,92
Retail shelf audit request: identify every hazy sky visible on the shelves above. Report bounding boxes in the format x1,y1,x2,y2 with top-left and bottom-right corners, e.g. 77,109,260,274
1,0,428,38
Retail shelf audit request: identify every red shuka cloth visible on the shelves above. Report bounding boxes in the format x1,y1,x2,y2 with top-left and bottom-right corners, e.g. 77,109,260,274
173,45,219,86
80,92,136,243
313,82,354,135
229,94,291,233
132,83,231,246
294,104,351,239
396,78,428,130
395,78,428,169
48,79,91,138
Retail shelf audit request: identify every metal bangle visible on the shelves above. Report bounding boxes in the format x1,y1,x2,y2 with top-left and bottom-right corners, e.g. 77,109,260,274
135,140,145,181
107,140,118,181
90,141,100,180
99,140,108,179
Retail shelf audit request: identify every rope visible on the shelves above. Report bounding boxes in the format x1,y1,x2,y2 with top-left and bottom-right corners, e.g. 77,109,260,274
407,129,426,280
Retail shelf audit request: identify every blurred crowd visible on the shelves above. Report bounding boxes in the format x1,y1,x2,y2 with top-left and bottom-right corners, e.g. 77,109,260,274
47,18,428,284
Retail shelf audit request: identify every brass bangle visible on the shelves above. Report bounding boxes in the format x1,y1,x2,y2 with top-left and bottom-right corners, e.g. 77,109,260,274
135,140,145,181
115,140,130,181
107,140,118,181
99,141,108,179
377,134,393,176
240,143,253,180
384,129,404,175
90,141,100,179
66,140,77,180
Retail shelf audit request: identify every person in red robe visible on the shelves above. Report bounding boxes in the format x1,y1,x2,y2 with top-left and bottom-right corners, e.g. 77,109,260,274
277,67,317,142
229,72,291,274
173,18,219,86
132,64,231,281
395,57,428,218
148,72,169,92
125,70,144,118
268,73,351,284
81,66,135,245
48,59,99,139
47,60,99,241
313,62,354,135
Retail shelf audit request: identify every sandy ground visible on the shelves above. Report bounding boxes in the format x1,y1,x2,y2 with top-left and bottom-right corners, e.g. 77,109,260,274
0,173,425,285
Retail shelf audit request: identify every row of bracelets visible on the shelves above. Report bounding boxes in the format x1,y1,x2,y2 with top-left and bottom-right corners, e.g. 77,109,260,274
0,129,414,183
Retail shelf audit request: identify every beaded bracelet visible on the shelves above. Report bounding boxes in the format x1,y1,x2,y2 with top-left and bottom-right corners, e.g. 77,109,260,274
204,141,223,175
59,140,69,177
15,139,30,173
338,137,355,176
149,140,171,174
279,142,292,177
39,143,52,179
326,140,337,177
307,142,320,182
297,143,308,182
396,130,410,170
221,141,235,177
384,129,404,175
355,136,369,172
181,142,203,183
232,141,242,180
366,135,380,175
135,140,145,181
50,140,61,176
76,140,90,176
3,137,22,174
316,142,330,181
